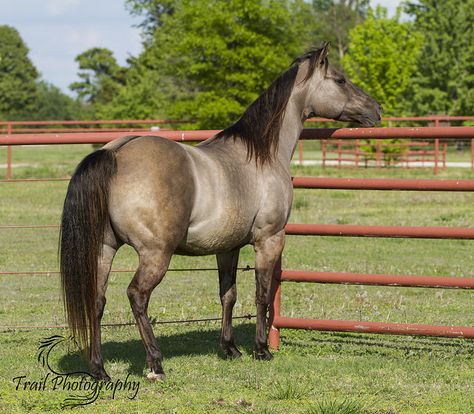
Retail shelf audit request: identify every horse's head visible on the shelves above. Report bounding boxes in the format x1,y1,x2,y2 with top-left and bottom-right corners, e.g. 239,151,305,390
298,42,382,127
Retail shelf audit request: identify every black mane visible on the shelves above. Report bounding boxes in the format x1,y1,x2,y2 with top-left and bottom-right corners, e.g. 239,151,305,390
212,47,325,164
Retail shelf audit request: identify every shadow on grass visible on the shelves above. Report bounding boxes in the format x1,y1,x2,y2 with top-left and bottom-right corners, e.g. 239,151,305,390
57,323,256,375
56,324,474,376
284,330,474,356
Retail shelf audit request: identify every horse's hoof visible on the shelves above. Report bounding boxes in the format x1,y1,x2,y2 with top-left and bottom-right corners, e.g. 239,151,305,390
91,369,111,382
254,349,273,361
147,371,166,381
224,347,242,360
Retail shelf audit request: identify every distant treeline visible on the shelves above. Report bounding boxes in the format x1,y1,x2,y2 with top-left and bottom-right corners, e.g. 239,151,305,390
1,0,473,127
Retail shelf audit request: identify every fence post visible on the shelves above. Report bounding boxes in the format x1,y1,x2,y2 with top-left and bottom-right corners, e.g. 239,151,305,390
7,122,12,180
298,141,303,166
268,256,282,350
337,141,341,168
376,140,382,167
322,140,326,168
434,118,440,175
355,139,360,167
442,143,447,169
471,139,474,171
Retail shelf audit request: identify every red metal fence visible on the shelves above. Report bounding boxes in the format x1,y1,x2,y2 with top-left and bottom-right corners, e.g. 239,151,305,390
2,125,474,342
300,115,474,172
0,119,189,180
321,139,448,172
268,172,474,348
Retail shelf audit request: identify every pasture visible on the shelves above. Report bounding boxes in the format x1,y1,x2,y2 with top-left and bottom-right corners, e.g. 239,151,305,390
1,143,474,413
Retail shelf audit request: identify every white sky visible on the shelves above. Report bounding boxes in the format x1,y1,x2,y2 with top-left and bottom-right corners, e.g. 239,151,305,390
1,0,402,96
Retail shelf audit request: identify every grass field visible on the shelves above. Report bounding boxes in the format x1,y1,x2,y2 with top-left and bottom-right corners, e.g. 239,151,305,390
1,143,474,413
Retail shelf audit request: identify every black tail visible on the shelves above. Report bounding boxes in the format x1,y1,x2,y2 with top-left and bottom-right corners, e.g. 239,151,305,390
60,149,117,352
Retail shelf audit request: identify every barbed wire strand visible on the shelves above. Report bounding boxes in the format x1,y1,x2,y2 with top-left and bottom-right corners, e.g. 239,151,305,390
0,314,256,333
0,266,255,276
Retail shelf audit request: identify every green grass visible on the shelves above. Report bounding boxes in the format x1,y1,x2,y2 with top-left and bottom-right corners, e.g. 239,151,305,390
1,144,474,413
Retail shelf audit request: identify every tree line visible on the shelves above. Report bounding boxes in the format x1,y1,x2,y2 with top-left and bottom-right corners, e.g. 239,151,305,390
1,0,473,127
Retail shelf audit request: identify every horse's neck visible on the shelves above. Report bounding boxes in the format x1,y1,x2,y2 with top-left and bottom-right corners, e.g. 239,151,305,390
275,99,305,169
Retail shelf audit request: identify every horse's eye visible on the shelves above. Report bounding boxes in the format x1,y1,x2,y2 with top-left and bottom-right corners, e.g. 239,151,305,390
336,78,346,85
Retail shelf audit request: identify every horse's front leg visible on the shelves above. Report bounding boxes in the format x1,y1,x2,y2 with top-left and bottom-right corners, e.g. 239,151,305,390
254,230,285,360
216,249,241,358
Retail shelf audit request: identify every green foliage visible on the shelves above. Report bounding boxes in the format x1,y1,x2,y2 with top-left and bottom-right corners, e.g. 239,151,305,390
23,81,89,121
360,139,407,166
125,0,176,36
69,47,127,114
116,0,314,128
97,53,175,120
0,25,38,120
311,0,369,64
342,6,422,116
404,0,474,115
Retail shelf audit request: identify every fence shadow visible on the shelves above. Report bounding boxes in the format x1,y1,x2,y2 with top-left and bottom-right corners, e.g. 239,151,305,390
57,323,255,376
283,330,474,357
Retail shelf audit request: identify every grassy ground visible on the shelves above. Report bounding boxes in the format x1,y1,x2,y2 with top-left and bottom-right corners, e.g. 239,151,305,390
1,143,474,413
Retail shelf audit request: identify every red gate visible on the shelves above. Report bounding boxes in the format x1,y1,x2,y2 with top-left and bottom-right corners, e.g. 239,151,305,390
269,176,474,349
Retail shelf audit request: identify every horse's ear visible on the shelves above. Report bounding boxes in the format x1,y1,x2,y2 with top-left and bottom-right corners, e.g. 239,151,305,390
318,41,330,65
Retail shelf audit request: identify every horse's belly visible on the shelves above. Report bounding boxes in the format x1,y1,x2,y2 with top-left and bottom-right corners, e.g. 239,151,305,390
175,217,252,256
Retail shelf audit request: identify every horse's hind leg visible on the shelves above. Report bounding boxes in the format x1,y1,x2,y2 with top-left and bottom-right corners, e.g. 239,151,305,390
216,249,241,358
90,242,118,381
127,248,172,381
254,230,285,360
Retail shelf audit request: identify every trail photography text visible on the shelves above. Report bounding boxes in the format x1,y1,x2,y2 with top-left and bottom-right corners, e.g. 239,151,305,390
12,335,140,408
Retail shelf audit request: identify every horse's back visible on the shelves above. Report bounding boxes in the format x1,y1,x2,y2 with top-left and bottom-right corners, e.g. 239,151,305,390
108,136,195,252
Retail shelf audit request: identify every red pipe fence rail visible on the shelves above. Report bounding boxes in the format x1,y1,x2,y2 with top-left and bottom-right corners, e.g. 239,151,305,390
1,126,473,146
1,125,474,343
3,116,474,179
2,125,473,178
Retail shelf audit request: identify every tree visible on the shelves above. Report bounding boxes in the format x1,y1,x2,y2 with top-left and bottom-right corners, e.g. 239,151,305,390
0,25,38,120
312,0,369,64
404,0,474,115
132,0,314,129
70,48,127,108
98,56,172,120
342,6,422,115
125,0,176,38
23,81,89,121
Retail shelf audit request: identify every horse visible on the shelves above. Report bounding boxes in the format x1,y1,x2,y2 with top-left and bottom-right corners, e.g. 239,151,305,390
60,42,381,381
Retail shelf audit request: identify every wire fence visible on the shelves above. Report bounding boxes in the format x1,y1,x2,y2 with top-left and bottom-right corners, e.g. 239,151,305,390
0,266,254,276
0,314,256,333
